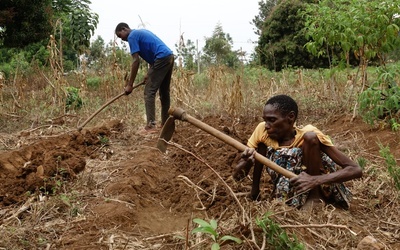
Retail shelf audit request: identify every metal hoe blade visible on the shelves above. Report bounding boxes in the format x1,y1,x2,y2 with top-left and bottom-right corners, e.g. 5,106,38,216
157,116,175,153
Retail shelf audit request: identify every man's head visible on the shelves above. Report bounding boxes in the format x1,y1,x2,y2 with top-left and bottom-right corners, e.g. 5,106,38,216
115,22,131,41
262,95,298,141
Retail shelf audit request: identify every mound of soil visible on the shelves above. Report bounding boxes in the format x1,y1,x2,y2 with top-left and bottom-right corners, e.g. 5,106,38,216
0,121,122,207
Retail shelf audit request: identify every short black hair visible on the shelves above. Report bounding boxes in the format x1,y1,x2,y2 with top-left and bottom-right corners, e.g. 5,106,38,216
115,22,130,33
266,95,298,119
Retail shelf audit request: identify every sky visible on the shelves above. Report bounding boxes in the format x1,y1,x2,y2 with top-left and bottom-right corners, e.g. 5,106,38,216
89,0,260,57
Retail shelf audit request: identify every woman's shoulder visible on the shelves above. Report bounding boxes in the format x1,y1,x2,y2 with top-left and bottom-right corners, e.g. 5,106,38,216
300,124,319,132
296,124,326,136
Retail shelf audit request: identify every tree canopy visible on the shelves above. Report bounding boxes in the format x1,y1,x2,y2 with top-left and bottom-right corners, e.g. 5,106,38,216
0,0,98,57
55,0,99,54
0,0,98,73
303,0,400,67
254,0,329,71
251,0,279,36
202,23,241,68
0,0,53,48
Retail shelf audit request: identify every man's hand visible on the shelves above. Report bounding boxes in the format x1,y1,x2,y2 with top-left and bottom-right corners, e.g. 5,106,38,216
144,75,148,84
125,84,134,95
290,172,320,193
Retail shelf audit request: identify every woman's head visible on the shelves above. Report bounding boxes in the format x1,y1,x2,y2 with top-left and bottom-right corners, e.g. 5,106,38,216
262,95,298,141
265,95,298,120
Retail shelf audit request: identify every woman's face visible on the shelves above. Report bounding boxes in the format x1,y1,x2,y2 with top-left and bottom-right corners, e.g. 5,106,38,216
262,104,294,141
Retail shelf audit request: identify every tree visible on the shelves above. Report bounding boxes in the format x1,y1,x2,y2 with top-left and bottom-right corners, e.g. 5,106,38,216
303,0,400,123
175,34,197,71
87,36,105,69
0,0,98,66
256,0,327,71
304,0,400,69
67,1,99,54
202,23,241,68
0,0,53,48
251,0,279,36
52,0,99,55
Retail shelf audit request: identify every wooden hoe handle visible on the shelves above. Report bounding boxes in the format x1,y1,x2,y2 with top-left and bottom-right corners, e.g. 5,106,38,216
77,81,145,131
169,108,297,179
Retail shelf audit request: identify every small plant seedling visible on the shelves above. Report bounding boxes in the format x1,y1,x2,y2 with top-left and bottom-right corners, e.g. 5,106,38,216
191,218,242,250
357,157,368,169
99,135,109,145
256,212,304,250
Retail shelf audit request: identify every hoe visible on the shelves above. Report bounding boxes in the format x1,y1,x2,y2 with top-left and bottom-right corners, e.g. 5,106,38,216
77,81,145,131
157,107,296,179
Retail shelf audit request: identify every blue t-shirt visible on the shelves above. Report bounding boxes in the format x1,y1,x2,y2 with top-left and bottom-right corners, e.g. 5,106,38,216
127,29,172,65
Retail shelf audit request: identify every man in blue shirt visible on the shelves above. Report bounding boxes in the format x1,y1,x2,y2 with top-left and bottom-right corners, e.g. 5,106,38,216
115,22,174,133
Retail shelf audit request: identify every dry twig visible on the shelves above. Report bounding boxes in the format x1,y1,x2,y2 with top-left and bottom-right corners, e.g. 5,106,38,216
281,223,357,236
2,196,36,225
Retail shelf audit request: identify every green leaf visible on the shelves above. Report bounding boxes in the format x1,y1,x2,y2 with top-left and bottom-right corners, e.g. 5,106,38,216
211,242,220,250
192,227,218,241
210,219,218,230
356,35,364,46
220,235,243,244
193,218,211,228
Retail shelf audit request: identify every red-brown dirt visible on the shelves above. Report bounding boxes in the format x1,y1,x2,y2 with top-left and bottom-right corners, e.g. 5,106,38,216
0,114,399,249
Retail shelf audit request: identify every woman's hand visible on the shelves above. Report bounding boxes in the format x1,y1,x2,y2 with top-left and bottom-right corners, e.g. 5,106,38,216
241,147,256,162
290,172,320,193
233,147,256,181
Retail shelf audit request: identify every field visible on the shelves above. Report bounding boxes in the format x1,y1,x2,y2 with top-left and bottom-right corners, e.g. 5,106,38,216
0,67,399,249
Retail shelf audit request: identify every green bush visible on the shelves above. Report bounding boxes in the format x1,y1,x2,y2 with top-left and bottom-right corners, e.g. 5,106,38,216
63,60,75,72
86,77,102,89
65,86,83,111
0,63,13,79
379,144,400,191
359,65,400,130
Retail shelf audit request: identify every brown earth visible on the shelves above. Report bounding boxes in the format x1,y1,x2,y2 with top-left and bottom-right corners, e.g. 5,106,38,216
0,113,399,249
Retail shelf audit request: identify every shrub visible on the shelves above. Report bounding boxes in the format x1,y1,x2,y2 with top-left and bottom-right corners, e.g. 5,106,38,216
359,65,400,130
86,77,102,89
65,86,83,111
379,144,400,191
256,212,305,250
